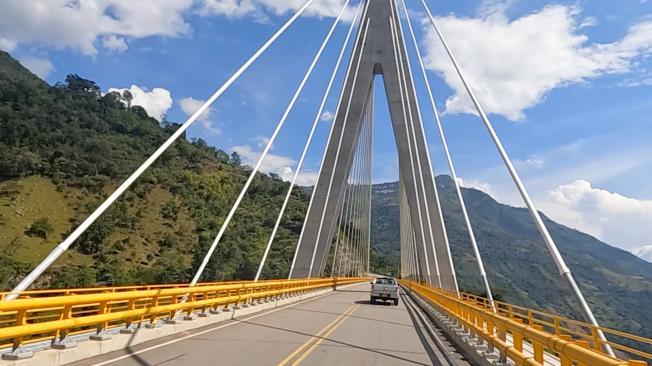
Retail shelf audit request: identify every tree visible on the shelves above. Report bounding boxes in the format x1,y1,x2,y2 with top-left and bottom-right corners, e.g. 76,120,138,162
230,152,241,166
64,74,100,96
26,218,53,239
160,201,179,221
130,105,149,119
76,219,113,255
122,90,133,108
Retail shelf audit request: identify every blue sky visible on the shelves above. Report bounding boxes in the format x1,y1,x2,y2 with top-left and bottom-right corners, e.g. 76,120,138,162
2,0,652,259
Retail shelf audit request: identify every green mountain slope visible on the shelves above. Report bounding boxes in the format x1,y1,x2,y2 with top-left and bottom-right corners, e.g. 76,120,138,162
0,51,308,288
369,178,652,337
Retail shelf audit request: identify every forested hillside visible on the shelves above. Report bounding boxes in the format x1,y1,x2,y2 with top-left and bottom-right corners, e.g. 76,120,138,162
0,51,308,288
1,50,650,339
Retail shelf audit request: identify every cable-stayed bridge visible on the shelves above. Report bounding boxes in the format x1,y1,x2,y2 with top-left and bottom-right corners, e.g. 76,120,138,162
0,0,650,365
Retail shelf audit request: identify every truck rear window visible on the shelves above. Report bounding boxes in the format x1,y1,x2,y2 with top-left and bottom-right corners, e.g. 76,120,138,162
375,278,396,285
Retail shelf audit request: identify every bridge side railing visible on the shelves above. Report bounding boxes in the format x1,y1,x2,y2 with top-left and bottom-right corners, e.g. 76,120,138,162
0,277,365,353
401,280,650,366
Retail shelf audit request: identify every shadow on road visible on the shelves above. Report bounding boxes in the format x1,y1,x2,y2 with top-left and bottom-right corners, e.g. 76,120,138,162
354,300,394,306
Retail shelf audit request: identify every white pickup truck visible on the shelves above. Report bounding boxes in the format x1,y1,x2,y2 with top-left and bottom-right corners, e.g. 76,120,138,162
370,277,399,305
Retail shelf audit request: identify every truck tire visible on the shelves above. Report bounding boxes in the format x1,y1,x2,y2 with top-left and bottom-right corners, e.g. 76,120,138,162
370,297,376,304
393,299,399,306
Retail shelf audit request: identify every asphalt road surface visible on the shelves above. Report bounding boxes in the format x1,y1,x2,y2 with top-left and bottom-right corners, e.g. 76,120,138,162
72,283,470,366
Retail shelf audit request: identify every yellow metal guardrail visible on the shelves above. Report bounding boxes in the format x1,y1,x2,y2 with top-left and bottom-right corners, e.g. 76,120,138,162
0,277,365,352
401,280,651,366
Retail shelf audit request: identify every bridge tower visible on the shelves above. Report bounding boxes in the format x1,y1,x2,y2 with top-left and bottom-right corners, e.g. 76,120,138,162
290,0,457,291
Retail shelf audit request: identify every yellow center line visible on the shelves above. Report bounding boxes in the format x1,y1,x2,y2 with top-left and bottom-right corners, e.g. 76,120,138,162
277,303,360,366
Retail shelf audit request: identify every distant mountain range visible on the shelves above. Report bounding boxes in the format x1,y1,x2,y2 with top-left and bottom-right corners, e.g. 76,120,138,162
370,178,652,338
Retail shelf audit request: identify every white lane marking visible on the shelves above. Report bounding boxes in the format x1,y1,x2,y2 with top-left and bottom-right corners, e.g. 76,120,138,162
91,287,360,366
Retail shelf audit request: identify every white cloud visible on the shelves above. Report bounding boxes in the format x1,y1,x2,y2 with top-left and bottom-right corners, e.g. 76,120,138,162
179,97,220,135
18,56,54,79
548,180,652,252
0,0,193,56
476,0,515,19
0,0,356,62
108,85,172,121
521,156,544,169
232,144,296,180
102,35,128,53
179,97,211,121
253,136,271,149
198,0,356,22
320,110,334,122
632,245,652,262
231,143,319,186
198,0,257,18
295,170,319,186
422,5,652,121
0,38,16,52
456,177,495,197
579,16,598,29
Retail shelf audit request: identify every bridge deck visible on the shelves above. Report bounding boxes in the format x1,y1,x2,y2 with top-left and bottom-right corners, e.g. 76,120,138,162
71,284,468,366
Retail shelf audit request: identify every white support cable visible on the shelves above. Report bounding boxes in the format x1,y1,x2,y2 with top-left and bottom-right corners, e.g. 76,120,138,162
191,0,344,286
400,196,404,277
289,0,365,279
401,0,490,305
253,0,351,282
389,16,433,286
308,18,371,278
403,185,419,281
392,13,442,288
338,180,353,272
419,0,612,355
398,178,409,277
340,165,358,277
403,187,413,279
350,135,360,277
354,121,362,277
402,182,413,279
357,117,364,277
339,180,355,276
403,191,408,279
366,96,373,275
352,116,364,276
411,228,421,281
330,190,348,277
6,0,316,300
364,95,372,275
403,189,420,278
405,186,420,281
354,119,366,276
346,132,363,276
337,222,347,276
321,120,364,278
358,115,369,276
341,167,354,276
393,0,456,293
